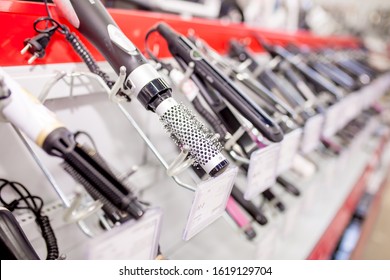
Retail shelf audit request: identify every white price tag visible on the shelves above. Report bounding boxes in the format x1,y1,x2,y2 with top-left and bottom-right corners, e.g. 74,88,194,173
359,86,373,110
183,166,238,241
87,208,163,260
301,114,324,154
322,102,342,138
277,129,302,175
245,143,280,200
340,94,361,128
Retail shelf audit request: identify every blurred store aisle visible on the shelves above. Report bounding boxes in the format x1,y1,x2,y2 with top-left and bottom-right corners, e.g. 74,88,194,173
359,180,390,259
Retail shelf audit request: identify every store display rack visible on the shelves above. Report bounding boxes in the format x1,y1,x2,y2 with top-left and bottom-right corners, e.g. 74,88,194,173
0,1,389,260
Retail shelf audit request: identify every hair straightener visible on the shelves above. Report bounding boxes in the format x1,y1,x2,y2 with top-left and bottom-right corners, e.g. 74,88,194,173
0,68,144,224
284,44,358,92
321,48,377,85
156,59,289,211
227,40,316,124
254,37,345,101
148,22,284,143
52,0,229,178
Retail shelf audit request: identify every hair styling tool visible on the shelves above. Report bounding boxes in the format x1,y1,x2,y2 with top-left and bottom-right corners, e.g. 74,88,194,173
0,207,40,260
255,36,344,100
52,0,229,177
150,22,283,142
0,179,59,259
284,44,358,92
226,197,257,240
160,61,285,214
0,69,144,223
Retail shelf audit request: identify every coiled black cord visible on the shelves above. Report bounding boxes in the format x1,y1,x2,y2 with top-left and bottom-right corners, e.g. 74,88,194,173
63,30,115,88
33,1,115,89
0,179,59,260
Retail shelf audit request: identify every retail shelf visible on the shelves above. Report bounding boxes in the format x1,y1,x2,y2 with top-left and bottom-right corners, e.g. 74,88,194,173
307,131,389,259
163,123,389,260
1,1,389,261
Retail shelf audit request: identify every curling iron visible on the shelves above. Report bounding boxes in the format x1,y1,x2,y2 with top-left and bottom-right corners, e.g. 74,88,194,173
0,68,144,223
52,0,229,177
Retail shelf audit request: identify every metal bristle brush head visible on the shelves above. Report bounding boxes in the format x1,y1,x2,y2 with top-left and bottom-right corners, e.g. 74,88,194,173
157,98,229,177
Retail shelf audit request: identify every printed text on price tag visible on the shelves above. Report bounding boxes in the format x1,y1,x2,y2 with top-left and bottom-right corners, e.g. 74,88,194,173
183,166,238,241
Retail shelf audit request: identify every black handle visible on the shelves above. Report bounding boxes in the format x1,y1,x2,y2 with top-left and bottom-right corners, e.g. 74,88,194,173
58,0,148,75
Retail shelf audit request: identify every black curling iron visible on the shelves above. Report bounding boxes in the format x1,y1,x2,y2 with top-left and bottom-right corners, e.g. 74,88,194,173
0,69,144,223
52,0,229,177
150,22,284,143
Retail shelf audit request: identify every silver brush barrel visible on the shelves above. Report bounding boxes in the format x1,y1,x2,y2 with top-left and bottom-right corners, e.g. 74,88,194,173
156,97,229,177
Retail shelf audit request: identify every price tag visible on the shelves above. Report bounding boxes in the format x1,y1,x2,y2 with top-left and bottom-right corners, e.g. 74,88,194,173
244,143,280,200
322,102,342,138
341,94,362,128
301,114,324,154
359,86,373,110
183,166,238,241
277,129,302,175
87,208,163,260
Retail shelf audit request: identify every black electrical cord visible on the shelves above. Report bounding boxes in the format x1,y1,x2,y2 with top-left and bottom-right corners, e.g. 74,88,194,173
0,179,59,260
144,27,174,72
31,1,115,88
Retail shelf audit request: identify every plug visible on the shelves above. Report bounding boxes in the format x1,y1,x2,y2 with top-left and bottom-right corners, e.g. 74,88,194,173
20,32,53,64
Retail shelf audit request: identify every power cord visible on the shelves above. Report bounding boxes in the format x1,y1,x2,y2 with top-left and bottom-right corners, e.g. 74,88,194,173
0,178,59,260
21,0,115,88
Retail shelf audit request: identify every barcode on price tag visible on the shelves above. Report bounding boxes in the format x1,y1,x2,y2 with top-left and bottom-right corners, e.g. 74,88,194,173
277,129,302,175
87,208,163,260
183,166,238,241
301,114,324,154
244,143,280,200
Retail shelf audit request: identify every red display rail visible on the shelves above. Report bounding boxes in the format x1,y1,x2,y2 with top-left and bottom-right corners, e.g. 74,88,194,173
307,134,389,260
0,0,359,66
